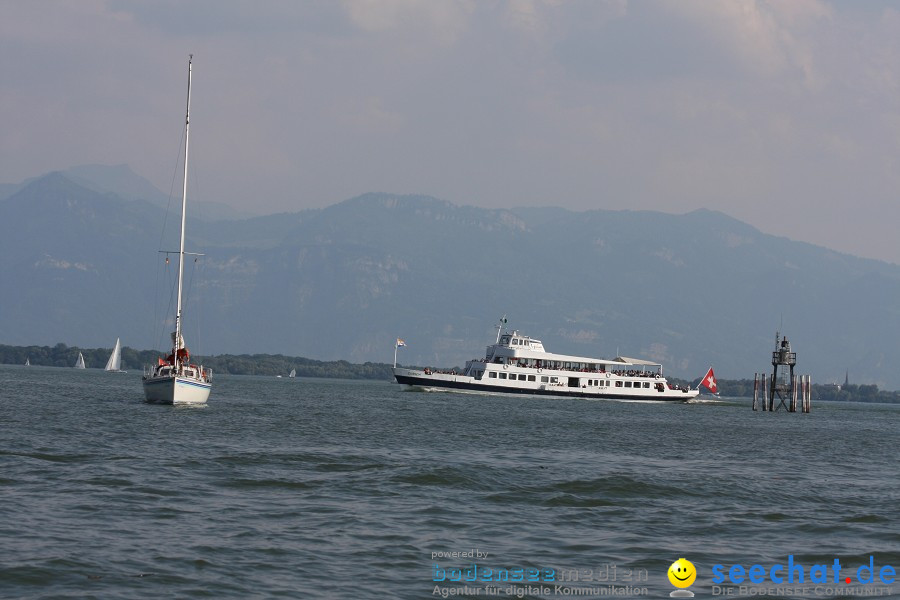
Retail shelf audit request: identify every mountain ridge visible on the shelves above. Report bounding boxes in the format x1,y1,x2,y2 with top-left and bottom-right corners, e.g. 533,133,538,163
2,168,900,388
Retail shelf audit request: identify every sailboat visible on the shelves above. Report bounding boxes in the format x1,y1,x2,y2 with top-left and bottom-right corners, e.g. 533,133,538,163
105,338,126,373
75,352,86,369
142,56,212,405
289,369,296,378
24,358,30,366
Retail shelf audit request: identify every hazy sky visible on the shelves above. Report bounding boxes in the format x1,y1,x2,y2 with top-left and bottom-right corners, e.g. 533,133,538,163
4,1,900,262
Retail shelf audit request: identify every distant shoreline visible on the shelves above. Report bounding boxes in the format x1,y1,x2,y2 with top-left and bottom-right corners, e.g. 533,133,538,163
5,342,900,402
0,342,394,380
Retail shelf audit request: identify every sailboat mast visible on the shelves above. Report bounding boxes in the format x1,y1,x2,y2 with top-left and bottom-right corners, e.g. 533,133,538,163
174,55,192,369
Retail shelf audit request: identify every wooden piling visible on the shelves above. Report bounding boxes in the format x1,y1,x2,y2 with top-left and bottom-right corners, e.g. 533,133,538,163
753,373,760,411
802,375,811,413
790,375,798,412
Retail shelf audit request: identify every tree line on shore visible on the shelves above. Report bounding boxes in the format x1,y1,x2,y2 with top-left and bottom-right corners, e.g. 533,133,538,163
0,343,393,380
688,377,898,404
3,343,899,403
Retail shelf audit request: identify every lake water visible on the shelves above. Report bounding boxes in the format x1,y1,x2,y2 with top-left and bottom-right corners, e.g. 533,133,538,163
1,365,898,599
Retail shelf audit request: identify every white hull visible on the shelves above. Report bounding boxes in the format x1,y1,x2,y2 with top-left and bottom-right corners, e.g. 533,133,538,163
143,374,211,405
394,367,697,401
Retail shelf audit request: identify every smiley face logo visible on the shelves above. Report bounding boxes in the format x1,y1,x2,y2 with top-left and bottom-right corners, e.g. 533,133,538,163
668,558,696,588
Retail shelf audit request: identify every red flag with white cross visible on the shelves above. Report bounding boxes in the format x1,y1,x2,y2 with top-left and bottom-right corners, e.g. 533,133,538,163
701,367,718,393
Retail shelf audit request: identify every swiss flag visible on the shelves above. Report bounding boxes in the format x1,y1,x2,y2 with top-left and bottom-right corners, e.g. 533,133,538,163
701,367,718,393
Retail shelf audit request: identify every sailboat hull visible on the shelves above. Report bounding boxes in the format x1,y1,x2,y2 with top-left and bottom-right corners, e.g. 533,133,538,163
142,375,211,405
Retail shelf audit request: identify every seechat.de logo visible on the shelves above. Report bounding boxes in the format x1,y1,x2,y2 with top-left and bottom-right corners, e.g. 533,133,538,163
711,555,896,586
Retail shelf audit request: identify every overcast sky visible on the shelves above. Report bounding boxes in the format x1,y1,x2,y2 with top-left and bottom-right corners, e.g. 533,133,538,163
4,1,900,262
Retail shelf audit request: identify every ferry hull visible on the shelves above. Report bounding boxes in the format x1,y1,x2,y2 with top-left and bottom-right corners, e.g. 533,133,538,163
142,375,211,405
394,369,697,402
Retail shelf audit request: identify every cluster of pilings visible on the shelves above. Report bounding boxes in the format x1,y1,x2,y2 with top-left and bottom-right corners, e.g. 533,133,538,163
752,333,811,413
752,373,811,412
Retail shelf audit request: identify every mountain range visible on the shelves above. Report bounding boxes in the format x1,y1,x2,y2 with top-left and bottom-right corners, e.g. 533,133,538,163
2,165,900,388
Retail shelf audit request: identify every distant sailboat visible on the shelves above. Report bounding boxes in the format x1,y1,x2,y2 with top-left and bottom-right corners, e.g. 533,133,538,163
105,338,126,373
24,358,30,366
142,56,212,405
75,352,86,369
289,369,296,378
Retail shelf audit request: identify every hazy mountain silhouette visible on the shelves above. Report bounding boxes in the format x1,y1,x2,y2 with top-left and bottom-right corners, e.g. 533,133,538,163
3,170,900,388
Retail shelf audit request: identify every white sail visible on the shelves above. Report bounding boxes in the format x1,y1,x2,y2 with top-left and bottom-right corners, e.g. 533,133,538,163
75,352,86,369
105,338,122,371
289,369,296,378
25,358,30,366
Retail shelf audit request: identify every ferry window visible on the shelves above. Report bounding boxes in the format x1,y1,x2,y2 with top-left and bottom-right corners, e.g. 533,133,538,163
643,382,650,388
527,375,535,382
489,372,497,378
518,374,527,381
550,377,558,384
541,376,548,383
624,381,632,388
499,372,507,379
615,381,623,387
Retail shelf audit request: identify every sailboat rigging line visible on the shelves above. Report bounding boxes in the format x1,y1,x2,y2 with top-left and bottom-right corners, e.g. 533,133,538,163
184,259,197,350
153,250,204,353
151,249,163,353
164,262,177,349
151,118,189,356
158,124,188,255
188,257,204,355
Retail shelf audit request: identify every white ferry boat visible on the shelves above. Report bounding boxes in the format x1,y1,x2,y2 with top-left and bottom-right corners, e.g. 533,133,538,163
393,326,699,402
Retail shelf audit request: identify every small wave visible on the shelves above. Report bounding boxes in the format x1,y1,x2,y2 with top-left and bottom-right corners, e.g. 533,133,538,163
3,451,95,463
842,514,890,524
219,478,313,490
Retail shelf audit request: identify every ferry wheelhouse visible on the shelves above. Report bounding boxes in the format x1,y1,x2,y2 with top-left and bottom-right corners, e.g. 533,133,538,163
393,329,698,401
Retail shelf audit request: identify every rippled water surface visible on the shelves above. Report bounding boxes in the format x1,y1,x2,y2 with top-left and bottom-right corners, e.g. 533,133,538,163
1,365,898,599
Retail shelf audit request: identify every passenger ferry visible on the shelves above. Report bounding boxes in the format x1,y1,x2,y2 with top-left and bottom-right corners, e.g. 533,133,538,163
393,326,699,402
